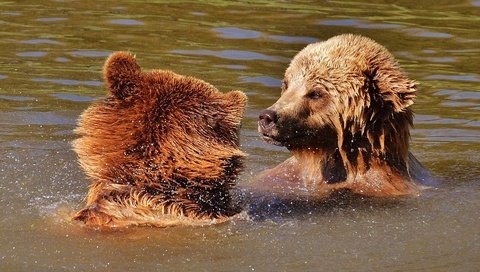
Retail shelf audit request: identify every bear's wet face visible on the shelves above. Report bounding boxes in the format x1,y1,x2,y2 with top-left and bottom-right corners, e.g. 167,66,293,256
258,73,340,150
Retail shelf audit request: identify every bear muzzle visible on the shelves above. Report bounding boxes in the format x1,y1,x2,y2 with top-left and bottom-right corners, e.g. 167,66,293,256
258,109,283,146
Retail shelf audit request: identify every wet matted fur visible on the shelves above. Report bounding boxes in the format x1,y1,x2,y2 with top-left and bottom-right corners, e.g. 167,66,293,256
73,52,247,227
258,34,429,197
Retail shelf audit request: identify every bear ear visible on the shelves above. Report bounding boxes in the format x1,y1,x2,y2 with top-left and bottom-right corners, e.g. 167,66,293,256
223,90,247,121
103,51,142,99
368,66,417,112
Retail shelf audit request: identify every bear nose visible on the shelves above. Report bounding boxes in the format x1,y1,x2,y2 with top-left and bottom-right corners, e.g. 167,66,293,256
259,109,278,126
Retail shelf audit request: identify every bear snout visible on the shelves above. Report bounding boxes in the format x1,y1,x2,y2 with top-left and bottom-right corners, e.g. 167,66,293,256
258,109,278,132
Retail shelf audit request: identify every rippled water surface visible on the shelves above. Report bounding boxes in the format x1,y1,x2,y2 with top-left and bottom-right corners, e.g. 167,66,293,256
1,1,479,271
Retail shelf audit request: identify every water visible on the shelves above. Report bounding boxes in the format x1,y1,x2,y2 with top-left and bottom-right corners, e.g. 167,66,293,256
0,1,479,271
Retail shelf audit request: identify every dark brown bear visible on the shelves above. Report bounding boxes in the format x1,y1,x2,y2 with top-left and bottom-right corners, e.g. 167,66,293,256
258,34,429,198
73,52,247,227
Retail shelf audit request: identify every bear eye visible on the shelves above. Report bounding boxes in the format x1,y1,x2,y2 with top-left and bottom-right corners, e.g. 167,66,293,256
306,89,323,100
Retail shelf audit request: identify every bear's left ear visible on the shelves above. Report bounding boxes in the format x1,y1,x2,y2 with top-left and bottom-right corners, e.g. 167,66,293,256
368,66,417,112
103,51,142,99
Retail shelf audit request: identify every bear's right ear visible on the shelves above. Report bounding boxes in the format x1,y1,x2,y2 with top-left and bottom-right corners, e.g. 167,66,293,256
222,90,248,123
103,51,141,99
366,64,417,113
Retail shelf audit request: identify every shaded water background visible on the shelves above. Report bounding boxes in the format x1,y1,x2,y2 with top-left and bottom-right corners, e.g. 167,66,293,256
0,1,479,271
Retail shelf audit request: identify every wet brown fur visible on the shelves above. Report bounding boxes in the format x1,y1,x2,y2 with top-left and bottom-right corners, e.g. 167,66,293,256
73,52,247,228
257,34,428,198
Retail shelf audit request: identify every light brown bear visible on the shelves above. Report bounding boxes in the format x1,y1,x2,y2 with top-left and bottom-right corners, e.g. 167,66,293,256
73,52,247,227
258,34,429,198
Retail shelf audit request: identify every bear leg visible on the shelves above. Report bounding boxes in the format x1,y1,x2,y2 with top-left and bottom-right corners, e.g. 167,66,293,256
72,205,115,227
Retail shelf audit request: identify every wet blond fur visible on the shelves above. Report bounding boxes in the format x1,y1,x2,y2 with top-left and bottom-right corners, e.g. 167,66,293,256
258,34,428,197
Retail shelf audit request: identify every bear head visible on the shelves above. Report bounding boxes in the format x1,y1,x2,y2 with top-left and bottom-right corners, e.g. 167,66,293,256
259,34,416,171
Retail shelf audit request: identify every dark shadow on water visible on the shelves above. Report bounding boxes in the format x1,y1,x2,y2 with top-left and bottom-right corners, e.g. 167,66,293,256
237,189,413,222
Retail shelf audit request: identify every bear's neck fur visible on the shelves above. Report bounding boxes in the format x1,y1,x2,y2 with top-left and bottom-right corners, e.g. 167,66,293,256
290,95,422,196
289,131,421,197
